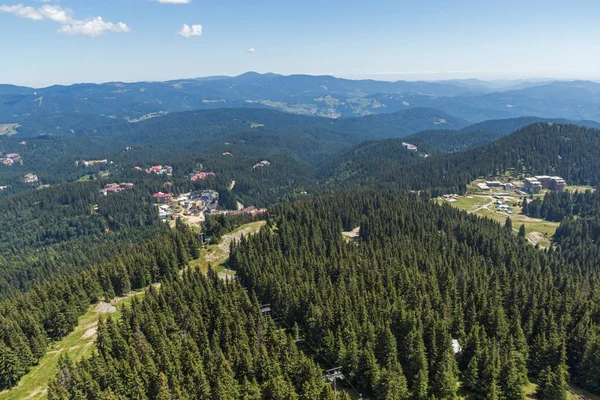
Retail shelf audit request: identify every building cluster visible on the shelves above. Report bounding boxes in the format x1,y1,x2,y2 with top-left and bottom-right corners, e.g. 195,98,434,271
252,160,271,169
100,182,134,196
157,190,219,220
147,165,173,175
1,153,20,166
221,206,266,217
478,181,515,191
81,159,108,167
442,194,459,203
524,175,567,194
23,173,38,184
189,171,216,181
401,142,418,151
188,190,219,212
496,203,513,213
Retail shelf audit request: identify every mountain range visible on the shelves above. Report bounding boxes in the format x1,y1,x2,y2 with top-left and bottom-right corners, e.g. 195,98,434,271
3,73,600,136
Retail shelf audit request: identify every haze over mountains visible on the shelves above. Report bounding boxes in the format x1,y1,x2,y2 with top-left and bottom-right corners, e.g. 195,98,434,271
3,73,600,135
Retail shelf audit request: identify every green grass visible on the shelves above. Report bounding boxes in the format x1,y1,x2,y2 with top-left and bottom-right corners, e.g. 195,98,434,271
0,123,20,136
0,290,146,400
188,221,266,274
566,185,595,193
77,174,96,182
449,196,489,212
440,191,560,248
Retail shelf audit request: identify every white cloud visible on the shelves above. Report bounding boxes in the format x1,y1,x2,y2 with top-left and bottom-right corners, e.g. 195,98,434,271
0,3,129,36
247,47,256,53
178,24,202,38
155,0,191,3
59,17,130,36
39,4,71,23
0,4,44,20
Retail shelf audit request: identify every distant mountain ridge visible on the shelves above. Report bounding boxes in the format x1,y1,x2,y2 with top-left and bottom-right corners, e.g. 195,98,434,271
3,73,600,130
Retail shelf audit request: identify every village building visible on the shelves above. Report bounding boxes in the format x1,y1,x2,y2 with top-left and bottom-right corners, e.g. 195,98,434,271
153,192,173,203
82,159,108,167
1,153,21,166
23,173,38,184
100,182,134,196
228,206,267,216
253,160,271,169
147,165,173,175
485,181,503,187
189,190,219,211
477,183,490,191
524,177,542,194
190,171,216,181
401,142,418,151
525,175,567,192
549,177,567,191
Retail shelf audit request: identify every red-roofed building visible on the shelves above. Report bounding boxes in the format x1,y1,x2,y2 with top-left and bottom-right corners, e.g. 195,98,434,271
153,192,172,203
190,172,216,181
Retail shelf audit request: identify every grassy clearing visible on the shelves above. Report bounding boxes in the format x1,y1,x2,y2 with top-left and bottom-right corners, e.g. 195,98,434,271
566,185,595,193
77,174,96,182
0,290,146,400
440,191,560,248
447,196,490,213
0,123,20,136
188,221,266,275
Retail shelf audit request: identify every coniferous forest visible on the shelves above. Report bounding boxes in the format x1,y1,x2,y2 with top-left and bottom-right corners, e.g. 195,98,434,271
40,190,600,399
1,117,600,399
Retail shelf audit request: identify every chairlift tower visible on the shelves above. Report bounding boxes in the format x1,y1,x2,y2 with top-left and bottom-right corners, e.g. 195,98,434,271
259,303,271,316
323,367,344,397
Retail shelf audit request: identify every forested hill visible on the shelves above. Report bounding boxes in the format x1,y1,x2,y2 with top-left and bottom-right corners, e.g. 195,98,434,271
460,116,600,134
228,191,600,398
402,117,600,153
322,122,600,194
402,129,505,152
330,107,469,139
31,107,468,143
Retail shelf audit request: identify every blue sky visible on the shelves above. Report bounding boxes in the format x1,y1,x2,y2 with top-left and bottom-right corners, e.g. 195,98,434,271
1,0,599,86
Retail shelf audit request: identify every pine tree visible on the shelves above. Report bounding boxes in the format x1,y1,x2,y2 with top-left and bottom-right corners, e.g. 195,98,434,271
500,353,525,400
155,372,172,400
431,349,458,399
505,217,513,231
377,362,410,400
536,366,567,400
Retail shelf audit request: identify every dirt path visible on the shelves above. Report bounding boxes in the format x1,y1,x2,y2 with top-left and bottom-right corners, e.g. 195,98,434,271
469,200,494,214
205,221,266,265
